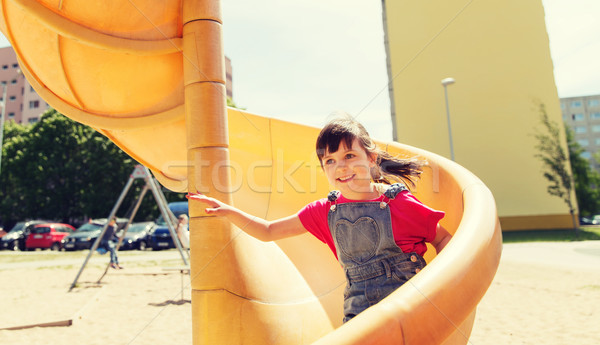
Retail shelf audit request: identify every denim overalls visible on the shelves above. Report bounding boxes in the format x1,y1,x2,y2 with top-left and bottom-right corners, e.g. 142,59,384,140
327,183,427,323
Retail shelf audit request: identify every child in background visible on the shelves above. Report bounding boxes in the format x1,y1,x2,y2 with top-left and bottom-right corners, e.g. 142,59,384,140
176,214,190,250
100,218,122,269
187,115,452,323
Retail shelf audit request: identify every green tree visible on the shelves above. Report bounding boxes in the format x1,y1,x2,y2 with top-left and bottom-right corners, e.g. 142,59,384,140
0,109,183,228
533,103,578,234
227,97,245,109
566,127,600,216
0,109,133,225
0,120,29,223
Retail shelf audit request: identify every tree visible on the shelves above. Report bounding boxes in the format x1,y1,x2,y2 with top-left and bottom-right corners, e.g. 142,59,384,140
533,103,578,234
227,97,245,110
0,120,29,224
0,109,183,228
566,127,600,216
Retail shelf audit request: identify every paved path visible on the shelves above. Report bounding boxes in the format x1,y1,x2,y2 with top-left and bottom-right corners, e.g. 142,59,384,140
501,240,600,270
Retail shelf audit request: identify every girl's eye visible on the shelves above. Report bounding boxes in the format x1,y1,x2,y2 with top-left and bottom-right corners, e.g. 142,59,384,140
325,159,335,165
345,153,355,159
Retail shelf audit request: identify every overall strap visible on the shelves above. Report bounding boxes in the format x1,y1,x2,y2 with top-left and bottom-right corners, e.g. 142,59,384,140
383,183,408,200
328,190,341,202
328,190,341,211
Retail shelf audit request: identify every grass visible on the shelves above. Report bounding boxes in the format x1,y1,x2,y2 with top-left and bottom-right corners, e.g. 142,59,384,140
502,226,600,243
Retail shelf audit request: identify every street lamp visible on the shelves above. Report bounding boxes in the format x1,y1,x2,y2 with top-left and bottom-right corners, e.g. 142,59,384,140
441,77,456,161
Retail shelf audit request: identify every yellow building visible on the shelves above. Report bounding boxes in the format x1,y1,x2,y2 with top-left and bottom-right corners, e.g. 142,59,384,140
382,0,576,230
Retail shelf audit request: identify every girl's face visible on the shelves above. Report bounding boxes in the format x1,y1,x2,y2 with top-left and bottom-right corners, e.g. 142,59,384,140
321,138,377,200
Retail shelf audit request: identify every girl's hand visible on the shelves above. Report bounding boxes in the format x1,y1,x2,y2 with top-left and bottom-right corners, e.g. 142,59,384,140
186,193,230,216
187,193,307,242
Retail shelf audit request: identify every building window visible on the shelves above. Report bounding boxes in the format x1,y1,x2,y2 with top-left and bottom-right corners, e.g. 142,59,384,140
578,139,589,146
560,102,566,110
28,118,38,124
10,79,16,84
2,65,7,70
30,86,35,92
8,112,14,117
592,125,600,132
9,96,16,101
29,100,39,109
12,63,18,68
595,138,600,146
591,112,600,119
581,151,592,159
575,126,587,133
571,101,582,107
572,113,584,121
562,114,568,121
589,99,600,107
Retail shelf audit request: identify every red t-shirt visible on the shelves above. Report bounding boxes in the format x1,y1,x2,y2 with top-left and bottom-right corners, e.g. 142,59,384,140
298,190,444,259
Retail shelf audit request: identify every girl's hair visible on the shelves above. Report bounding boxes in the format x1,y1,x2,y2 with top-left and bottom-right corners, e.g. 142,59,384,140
316,116,424,187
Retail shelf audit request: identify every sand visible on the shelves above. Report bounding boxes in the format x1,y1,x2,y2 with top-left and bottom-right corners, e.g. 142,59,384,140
470,241,600,345
0,250,192,345
1,241,599,344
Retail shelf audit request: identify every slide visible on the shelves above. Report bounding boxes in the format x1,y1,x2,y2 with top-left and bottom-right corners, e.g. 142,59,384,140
0,1,502,344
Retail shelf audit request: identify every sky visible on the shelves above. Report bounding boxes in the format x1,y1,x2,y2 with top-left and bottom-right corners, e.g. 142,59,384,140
0,0,598,142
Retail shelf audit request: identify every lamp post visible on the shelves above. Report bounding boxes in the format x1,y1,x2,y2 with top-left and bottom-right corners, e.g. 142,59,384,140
441,77,456,161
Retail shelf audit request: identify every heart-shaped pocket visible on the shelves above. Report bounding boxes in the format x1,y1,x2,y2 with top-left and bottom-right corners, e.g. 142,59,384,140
334,217,380,264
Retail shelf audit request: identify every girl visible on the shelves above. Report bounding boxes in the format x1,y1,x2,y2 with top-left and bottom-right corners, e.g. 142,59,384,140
187,116,452,323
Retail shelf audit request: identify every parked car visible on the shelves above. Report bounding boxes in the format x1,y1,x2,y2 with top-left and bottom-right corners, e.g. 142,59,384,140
579,217,597,225
0,220,48,251
580,215,600,226
62,218,128,251
149,202,188,250
118,222,156,250
25,223,76,251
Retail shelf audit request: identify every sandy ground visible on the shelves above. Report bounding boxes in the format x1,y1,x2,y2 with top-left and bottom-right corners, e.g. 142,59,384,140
0,250,193,345
1,241,599,344
470,241,600,345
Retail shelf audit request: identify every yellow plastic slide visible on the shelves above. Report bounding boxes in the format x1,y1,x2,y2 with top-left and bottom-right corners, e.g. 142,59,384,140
0,1,502,344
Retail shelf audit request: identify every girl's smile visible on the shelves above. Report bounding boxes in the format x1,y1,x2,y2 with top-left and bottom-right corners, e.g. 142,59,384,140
337,174,355,183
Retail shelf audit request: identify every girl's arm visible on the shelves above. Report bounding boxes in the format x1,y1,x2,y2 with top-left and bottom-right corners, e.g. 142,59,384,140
186,193,307,242
431,224,452,254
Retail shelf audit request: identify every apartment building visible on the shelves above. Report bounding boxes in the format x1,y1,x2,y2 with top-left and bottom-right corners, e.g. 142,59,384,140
0,46,49,124
561,94,600,169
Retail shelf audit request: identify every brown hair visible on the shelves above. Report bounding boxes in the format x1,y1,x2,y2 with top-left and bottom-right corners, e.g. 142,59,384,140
315,116,423,187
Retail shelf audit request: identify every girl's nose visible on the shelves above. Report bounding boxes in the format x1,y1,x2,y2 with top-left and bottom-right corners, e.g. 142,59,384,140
336,160,348,170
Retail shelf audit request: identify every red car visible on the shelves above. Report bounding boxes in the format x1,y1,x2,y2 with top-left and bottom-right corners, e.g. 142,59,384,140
26,223,76,251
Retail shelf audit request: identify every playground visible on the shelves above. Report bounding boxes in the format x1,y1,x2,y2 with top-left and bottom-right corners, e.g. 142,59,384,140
1,0,597,343
1,241,599,344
